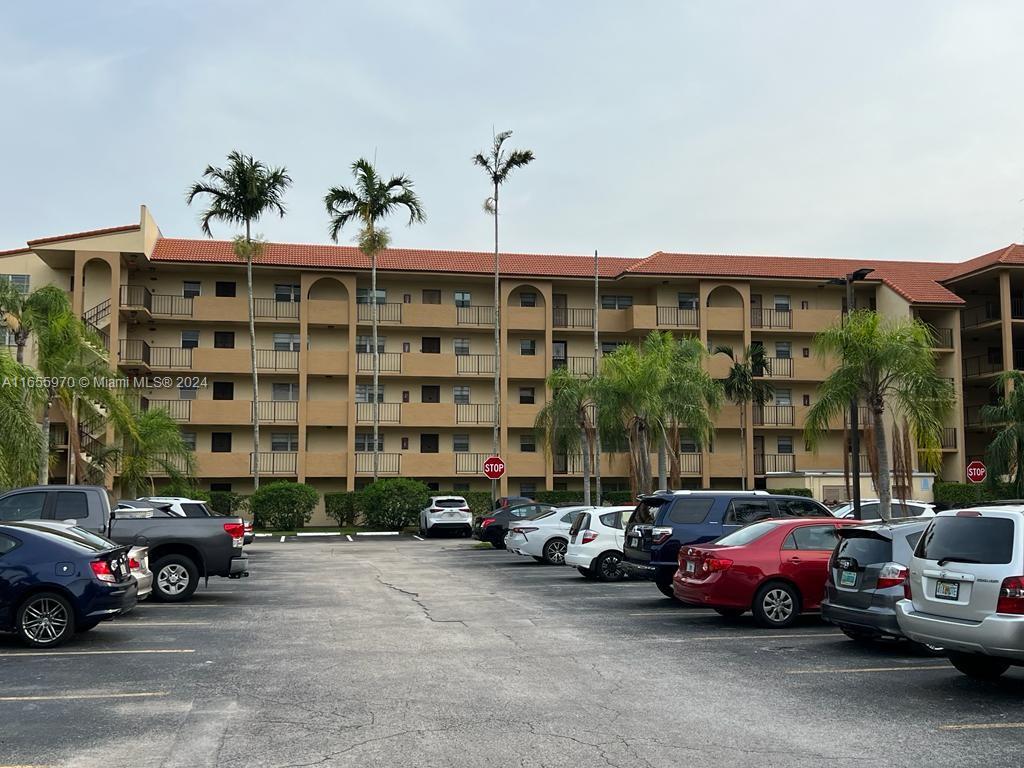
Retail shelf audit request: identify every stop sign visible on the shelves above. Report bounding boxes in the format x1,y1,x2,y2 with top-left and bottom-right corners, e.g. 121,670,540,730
967,460,987,484
483,455,506,480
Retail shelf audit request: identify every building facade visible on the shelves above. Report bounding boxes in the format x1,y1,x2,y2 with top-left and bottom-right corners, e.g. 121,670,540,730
3,206,1019,522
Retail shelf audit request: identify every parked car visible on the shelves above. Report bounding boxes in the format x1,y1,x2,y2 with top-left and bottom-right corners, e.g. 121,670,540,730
565,506,637,580
494,496,533,510
897,506,1024,679
821,519,939,651
831,499,936,520
621,490,833,598
473,503,555,549
0,485,248,603
505,506,590,564
674,517,861,627
0,521,137,647
419,496,473,537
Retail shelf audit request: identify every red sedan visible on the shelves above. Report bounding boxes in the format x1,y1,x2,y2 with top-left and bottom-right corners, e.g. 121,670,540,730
673,518,861,628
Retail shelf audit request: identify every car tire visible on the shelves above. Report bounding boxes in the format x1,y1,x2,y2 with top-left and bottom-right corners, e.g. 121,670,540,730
151,554,200,603
532,556,546,563
594,552,625,582
752,582,800,628
542,538,568,565
577,566,598,580
17,592,76,648
948,652,1010,680
657,580,679,600
491,537,506,550
714,608,744,619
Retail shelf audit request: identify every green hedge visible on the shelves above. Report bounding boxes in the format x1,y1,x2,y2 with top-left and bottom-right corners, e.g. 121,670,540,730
768,487,814,498
250,482,319,530
933,481,1013,506
324,492,361,526
360,479,431,530
209,491,248,516
461,491,493,517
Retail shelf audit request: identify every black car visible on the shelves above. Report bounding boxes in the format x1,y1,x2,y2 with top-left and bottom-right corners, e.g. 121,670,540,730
473,503,555,549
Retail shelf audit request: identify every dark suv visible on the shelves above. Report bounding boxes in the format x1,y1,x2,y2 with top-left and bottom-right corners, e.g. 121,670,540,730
620,491,833,597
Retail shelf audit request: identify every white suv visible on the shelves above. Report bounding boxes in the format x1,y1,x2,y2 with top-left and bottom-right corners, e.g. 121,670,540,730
897,506,1024,679
419,496,472,537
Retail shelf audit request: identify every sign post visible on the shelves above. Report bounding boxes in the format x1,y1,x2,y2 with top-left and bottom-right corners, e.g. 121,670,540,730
483,455,506,481
966,460,987,484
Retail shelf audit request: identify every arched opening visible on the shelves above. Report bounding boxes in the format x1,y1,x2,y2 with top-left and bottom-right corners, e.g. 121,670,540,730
308,277,349,302
706,284,743,308
507,283,547,311
81,257,113,352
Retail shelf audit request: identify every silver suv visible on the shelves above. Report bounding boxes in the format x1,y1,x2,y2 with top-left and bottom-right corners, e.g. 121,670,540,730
896,506,1024,679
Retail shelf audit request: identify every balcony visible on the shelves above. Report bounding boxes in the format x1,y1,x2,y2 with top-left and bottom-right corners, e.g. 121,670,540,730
255,349,298,372
456,452,489,474
704,306,744,331
307,299,348,325
552,356,595,376
357,302,403,323
151,293,195,317
253,298,299,321
553,453,632,476
355,452,401,475
512,355,547,379
255,400,298,423
929,327,954,349
145,399,192,421
192,452,251,477
356,352,402,373
508,402,541,428
456,403,495,424
149,346,193,369
754,453,796,474
355,402,402,424
118,339,151,367
306,401,347,426
962,302,1000,329
675,453,702,475
119,285,153,316
751,308,792,329
307,349,348,376
456,354,496,375
252,451,297,475
963,354,1002,378
305,452,347,477
753,405,795,427
456,305,495,326
506,306,546,330
756,357,794,379
553,307,594,329
656,306,700,328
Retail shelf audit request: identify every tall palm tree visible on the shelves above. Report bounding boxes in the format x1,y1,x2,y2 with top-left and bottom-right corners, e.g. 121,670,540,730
715,345,774,489
325,159,425,479
981,370,1024,496
0,277,32,364
0,349,45,488
110,406,197,498
474,131,534,500
534,367,598,505
661,336,723,487
804,310,954,520
186,151,292,490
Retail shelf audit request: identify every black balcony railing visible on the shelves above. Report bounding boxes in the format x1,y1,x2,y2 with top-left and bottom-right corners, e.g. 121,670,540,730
756,357,793,378
456,305,495,326
256,349,299,371
929,327,954,349
963,354,1002,378
255,400,298,422
148,346,192,369
150,294,194,317
656,306,700,327
456,403,495,424
553,307,594,329
962,302,999,329
456,452,489,474
355,402,401,423
119,285,153,312
118,339,151,366
254,298,299,320
553,454,583,475
754,453,795,474
751,308,793,329
83,299,111,326
457,354,495,374
753,405,796,426
355,452,400,474
552,356,595,375
357,302,402,323
356,352,402,373
677,452,702,475
146,399,192,421
49,425,69,448
252,451,297,475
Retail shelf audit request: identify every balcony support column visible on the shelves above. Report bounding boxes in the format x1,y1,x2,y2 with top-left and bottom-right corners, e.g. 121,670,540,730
951,307,967,482
1000,270,1014,391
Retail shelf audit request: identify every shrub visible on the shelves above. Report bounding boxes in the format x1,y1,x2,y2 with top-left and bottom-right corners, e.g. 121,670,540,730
534,491,586,505
769,487,814,498
156,479,210,501
360,479,431,530
933,481,1012,507
250,482,319,530
459,491,493,517
324,492,362,526
209,491,248,516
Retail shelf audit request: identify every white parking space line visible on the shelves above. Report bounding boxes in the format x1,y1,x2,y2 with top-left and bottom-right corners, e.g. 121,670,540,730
0,649,195,658
413,535,424,541
346,535,354,542
788,664,950,674
357,531,400,536
139,603,221,608
648,632,842,643
0,691,168,702
940,722,1024,731
296,532,343,537
280,536,285,543
115,621,212,627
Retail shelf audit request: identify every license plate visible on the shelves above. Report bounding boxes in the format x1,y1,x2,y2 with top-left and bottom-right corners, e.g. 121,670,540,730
685,561,695,573
935,580,959,600
840,570,857,587
443,511,458,518
628,536,640,546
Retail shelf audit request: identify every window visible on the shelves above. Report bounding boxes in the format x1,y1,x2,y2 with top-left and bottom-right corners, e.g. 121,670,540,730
214,331,235,349
519,387,535,405
520,483,537,496
453,386,470,405
916,516,1014,564
802,347,810,358
0,533,17,556
453,338,470,356
520,434,536,453
215,281,236,297
453,434,470,452
803,394,811,406
212,381,234,400
355,432,384,452
454,291,471,308
211,432,232,452
725,499,772,525
775,341,791,359
273,382,299,401
354,384,384,403
774,295,791,311
784,525,840,551
181,431,197,450
422,385,440,403
420,434,439,453
180,385,198,400
601,341,623,356
271,432,299,451
422,289,441,304
403,294,412,304
715,520,778,546
774,389,792,406
520,339,536,356
183,281,201,298
53,491,88,521
275,283,300,303
777,436,793,454
0,274,29,293
421,337,441,354
0,491,45,521
601,295,633,309
181,330,200,349
273,333,301,352
355,335,385,354
667,498,714,524
678,292,698,310
519,292,537,308
679,436,698,453
776,498,829,517
356,288,386,305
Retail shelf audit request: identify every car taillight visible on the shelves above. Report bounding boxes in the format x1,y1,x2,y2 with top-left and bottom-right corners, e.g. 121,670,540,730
223,522,245,546
997,576,1024,614
651,526,673,545
512,526,538,534
876,563,909,590
582,530,598,544
702,558,733,573
481,517,496,528
430,508,441,513
90,560,117,583
903,578,913,600
128,558,141,570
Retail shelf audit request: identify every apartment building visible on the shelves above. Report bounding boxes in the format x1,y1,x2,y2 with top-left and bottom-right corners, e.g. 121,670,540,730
3,205,1016,521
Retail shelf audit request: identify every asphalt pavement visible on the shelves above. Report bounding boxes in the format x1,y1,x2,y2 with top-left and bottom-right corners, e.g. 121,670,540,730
2,534,1023,767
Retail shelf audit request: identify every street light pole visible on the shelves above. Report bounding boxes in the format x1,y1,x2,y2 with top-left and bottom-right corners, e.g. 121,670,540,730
846,278,861,521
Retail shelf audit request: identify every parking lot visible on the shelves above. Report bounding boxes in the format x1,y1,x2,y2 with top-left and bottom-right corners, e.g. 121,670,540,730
3,535,1023,767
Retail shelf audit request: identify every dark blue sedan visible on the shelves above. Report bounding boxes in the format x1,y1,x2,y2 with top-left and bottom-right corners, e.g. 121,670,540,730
0,521,137,648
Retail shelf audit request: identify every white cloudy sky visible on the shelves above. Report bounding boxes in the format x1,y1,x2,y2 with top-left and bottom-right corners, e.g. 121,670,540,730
1,1,1022,263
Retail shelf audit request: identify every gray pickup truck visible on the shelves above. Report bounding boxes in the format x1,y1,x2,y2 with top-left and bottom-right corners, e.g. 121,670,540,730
0,485,248,602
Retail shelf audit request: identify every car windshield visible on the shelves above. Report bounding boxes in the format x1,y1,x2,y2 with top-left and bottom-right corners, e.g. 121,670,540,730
714,521,778,547
434,499,466,508
8,522,115,553
916,516,1014,565
525,509,556,521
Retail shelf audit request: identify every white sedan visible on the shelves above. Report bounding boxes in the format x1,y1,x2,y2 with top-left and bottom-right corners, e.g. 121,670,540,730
419,495,473,537
505,506,591,564
565,505,636,581
830,498,936,520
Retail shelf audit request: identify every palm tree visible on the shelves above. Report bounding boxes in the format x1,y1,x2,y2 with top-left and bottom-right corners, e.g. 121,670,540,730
112,406,197,498
804,310,954,520
534,367,598,505
0,349,45,488
715,345,774,489
661,336,723,487
0,277,32,364
325,159,425,479
186,151,292,490
981,370,1024,496
474,131,534,500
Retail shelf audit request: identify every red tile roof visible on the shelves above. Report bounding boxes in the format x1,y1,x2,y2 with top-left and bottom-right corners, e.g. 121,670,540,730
26,223,140,247
937,244,1024,281
151,238,639,278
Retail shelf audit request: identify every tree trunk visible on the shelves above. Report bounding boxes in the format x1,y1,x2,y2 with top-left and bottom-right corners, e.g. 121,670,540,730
492,181,500,504
872,404,891,520
657,436,667,490
371,227,380,481
15,332,25,365
738,404,747,490
581,424,591,506
38,396,52,485
638,422,653,494
669,422,681,488
246,221,260,490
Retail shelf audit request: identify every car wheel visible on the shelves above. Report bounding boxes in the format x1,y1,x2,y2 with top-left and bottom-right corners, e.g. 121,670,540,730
78,619,101,633
542,538,568,565
532,556,546,563
948,652,1010,680
577,566,598,580
17,592,75,648
657,580,679,600
491,537,506,550
595,552,625,582
151,554,199,603
714,608,744,619
753,582,800,628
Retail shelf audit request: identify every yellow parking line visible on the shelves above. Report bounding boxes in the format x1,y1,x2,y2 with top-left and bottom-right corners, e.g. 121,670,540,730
0,649,194,658
0,691,167,702
940,722,1024,731
789,664,949,675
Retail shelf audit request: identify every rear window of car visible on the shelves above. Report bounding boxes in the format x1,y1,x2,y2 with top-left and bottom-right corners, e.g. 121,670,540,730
784,525,841,551
667,498,714,524
434,499,466,508
570,513,591,536
916,516,1015,564
599,512,619,528
835,534,892,565
525,508,555,521
725,499,772,525
715,521,778,546
631,500,664,525
775,499,829,518
180,503,211,517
